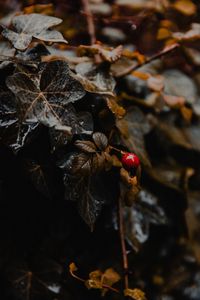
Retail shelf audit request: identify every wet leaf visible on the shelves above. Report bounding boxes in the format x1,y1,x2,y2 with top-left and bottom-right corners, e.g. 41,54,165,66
74,62,116,96
92,132,108,150
116,107,151,166
74,140,97,153
26,160,54,198
7,259,63,300
6,60,85,133
124,189,167,249
1,13,67,51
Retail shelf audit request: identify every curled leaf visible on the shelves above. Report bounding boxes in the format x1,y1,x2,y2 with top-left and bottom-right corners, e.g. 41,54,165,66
1,13,67,51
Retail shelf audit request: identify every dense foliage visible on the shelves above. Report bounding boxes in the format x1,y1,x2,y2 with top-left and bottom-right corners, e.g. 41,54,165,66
1,1,200,300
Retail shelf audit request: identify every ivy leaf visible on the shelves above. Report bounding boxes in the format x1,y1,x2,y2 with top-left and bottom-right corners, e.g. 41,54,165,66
0,88,39,152
1,13,68,51
124,189,167,250
116,106,151,166
49,107,93,151
61,161,116,229
25,160,55,199
6,259,63,300
92,132,108,151
74,62,116,96
6,60,85,134
64,173,109,229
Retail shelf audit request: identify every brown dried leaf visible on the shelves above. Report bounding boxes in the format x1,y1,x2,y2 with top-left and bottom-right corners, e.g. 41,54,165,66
78,44,123,63
23,4,54,15
163,94,185,108
106,97,126,118
147,75,164,92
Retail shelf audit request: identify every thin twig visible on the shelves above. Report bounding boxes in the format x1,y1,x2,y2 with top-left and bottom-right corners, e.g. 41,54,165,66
118,196,129,289
117,43,180,77
81,0,96,44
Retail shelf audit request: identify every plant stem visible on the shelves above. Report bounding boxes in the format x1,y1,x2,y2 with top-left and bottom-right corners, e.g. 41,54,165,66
81,0,96,44
118,196,129,289
117,43,180,77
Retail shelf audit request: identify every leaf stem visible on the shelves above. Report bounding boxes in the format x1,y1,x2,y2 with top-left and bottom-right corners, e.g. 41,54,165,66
118,196,129,289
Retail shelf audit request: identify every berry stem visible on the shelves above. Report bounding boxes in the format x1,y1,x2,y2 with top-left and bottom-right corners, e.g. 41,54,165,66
109,145,125,155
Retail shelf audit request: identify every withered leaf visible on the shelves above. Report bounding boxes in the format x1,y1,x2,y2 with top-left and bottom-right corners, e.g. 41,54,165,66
172,0,197,16
1,13,68,51
116,106,151,166
106,97,126,118
124,288,146,300
78,44,123,63
6,60,85,133
85,268,120,294
92,132,108,151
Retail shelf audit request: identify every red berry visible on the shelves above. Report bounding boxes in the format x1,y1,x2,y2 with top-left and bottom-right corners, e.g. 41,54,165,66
121,152,140,170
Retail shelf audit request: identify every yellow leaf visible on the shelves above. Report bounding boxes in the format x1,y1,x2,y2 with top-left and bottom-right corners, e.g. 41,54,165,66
157,28,172,40
124,288,146,300
69,262,78,273
172,0,196,16
106,98,126,118
102,268,121,286
85,279,103,289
